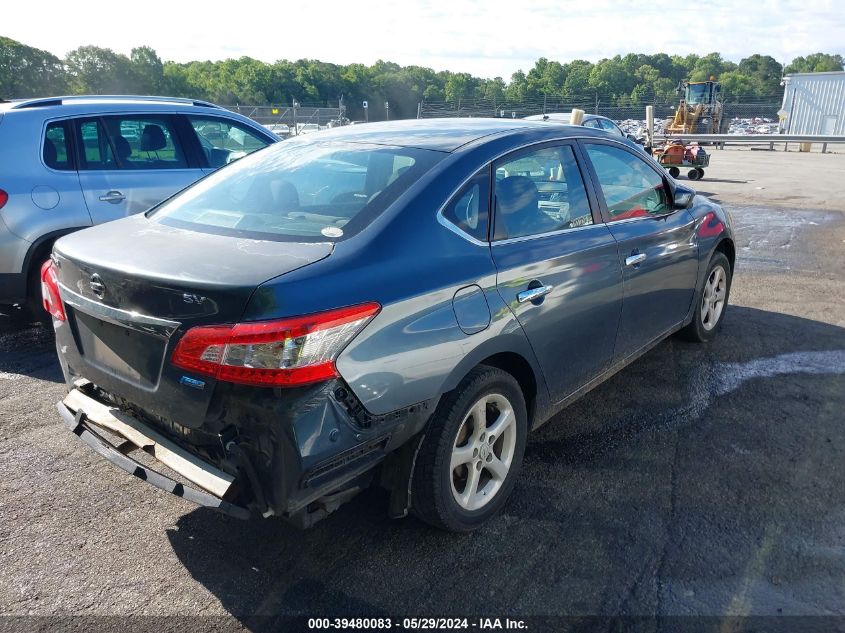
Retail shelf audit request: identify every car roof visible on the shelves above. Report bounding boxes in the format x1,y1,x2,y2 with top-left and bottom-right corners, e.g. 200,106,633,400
295,117,598,152
0,95,226,114
524,112,607,123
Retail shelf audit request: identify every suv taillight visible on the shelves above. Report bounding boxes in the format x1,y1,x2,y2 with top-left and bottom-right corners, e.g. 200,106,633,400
171,302,380,387
40,260,66,322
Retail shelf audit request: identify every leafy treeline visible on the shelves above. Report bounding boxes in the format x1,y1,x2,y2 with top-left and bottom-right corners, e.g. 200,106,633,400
2,36,843,119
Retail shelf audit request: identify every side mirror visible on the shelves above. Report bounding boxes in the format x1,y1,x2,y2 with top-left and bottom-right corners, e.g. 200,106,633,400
673,184,695,208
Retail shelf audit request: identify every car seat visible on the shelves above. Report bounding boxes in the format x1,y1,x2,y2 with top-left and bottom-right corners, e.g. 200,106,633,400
495,176,559,239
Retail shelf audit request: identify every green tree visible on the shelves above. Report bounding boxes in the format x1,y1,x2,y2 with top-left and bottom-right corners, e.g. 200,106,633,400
737,54,783,96
785,53,844,73
0,36,66,97
65,46,135,94
130,46,164,94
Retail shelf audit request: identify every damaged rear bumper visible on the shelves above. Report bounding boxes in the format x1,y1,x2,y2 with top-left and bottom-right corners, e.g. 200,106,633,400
57,384,436,525
58,389,251,520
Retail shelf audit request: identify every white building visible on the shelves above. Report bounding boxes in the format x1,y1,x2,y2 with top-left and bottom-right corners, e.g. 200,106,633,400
781,71,845,135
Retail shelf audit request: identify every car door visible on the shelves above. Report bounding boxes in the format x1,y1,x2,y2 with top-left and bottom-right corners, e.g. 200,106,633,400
581,140,699,361
75,114,203,224
490,142,623,403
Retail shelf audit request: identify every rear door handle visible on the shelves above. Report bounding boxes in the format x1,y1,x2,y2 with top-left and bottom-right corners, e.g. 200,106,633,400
517,285,553,304
98,190,125,203
625,253,647,267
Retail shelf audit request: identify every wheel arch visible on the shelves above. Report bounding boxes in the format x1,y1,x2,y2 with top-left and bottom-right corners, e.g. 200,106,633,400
439,334,550,430
22,227,86,302
714,237,735,272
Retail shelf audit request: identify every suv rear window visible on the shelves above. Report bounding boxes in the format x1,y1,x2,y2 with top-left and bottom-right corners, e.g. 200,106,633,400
150,140,443,242
44,121,72,170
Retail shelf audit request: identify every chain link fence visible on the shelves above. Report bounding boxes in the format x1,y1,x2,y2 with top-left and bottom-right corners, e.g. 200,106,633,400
419,98,782,122
220,104,343,128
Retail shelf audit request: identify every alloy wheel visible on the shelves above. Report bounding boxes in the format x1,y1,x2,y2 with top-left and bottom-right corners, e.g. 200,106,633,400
450,393,517,511
701,264,727,331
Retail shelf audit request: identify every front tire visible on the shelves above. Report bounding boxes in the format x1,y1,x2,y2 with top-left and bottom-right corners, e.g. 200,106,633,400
680,251,732,342
411,366,527,532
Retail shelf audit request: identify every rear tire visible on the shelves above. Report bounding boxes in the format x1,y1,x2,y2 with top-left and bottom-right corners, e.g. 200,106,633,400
411,366,527,532
680,252,732,342
668,166,680,179
24,251,53,328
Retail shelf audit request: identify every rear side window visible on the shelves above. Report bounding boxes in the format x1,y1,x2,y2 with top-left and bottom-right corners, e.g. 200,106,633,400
188,116,270,168
101,115,188,169
44,122,72,170
78,120,116,169
493,144,593,240
151,140,443,242
441,171,489,242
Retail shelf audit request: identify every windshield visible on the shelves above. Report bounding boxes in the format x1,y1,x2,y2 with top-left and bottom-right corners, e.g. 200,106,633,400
686,83,711,105
150,140,443,242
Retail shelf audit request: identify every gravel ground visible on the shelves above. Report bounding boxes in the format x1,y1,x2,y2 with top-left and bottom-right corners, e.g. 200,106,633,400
1,149,843,627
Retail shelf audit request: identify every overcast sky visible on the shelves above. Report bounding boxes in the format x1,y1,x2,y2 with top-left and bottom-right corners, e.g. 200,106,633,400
6,0,844,78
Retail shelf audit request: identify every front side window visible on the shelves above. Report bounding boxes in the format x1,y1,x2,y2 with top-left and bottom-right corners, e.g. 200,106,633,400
150,140,443,242
493,144,593,240
584,143,671,221
441,171,489,242
188,116,270,168
44,121,72,170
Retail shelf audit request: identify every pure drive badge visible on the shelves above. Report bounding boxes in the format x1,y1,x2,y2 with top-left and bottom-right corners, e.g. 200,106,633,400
180,376,206,390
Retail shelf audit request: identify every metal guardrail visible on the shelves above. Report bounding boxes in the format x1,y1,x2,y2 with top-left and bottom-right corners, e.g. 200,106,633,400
652,134,845,153
655,134,845,144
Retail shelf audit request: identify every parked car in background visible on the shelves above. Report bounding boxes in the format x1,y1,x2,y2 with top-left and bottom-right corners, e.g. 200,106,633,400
0,95,277,319
47,119,735,531
525,112,643,143
264,123,292,139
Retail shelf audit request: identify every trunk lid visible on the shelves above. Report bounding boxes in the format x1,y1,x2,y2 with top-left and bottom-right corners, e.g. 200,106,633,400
54,214,332,428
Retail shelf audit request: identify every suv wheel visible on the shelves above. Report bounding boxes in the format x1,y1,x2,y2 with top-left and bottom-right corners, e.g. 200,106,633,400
411,366,527,531
25,251,52,328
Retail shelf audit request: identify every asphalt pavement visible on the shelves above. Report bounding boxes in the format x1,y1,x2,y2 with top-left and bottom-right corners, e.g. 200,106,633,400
1,152,844,627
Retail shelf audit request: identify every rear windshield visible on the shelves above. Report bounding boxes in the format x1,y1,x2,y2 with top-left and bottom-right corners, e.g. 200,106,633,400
150,140,444,242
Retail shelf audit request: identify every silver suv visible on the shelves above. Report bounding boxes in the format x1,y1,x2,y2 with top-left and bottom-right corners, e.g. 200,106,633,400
0,95,277,318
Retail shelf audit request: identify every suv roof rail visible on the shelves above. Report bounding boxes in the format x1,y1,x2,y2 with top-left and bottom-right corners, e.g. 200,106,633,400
10,95,224,110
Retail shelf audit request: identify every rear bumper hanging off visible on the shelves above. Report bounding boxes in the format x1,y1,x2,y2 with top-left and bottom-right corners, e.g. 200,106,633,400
57,389,251,520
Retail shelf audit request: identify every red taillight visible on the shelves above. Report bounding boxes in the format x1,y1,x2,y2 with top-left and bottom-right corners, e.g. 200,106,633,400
171,302,381,387
0,189,8,209
698,211,725,238
40,259,66,322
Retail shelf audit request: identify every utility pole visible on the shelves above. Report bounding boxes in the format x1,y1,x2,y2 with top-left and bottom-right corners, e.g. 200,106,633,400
292,100,299,135
385,101,389,121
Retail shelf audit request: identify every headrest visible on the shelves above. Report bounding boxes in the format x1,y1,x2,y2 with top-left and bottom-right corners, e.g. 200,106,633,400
496,176,538,215
113,135,132,161
140,125,167,151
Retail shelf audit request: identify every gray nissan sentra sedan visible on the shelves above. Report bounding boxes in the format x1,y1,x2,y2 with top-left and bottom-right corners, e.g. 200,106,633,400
45,119,735,531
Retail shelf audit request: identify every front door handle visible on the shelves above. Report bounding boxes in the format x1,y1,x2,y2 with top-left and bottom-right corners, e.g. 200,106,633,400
98,190,125,204
517,285,554,304
625,253,647,267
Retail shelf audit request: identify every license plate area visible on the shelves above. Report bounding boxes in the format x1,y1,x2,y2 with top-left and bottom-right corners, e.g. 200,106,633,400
71,308,167,389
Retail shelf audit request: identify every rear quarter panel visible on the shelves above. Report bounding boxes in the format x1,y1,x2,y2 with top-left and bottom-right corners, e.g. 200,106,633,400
0,111,91,264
